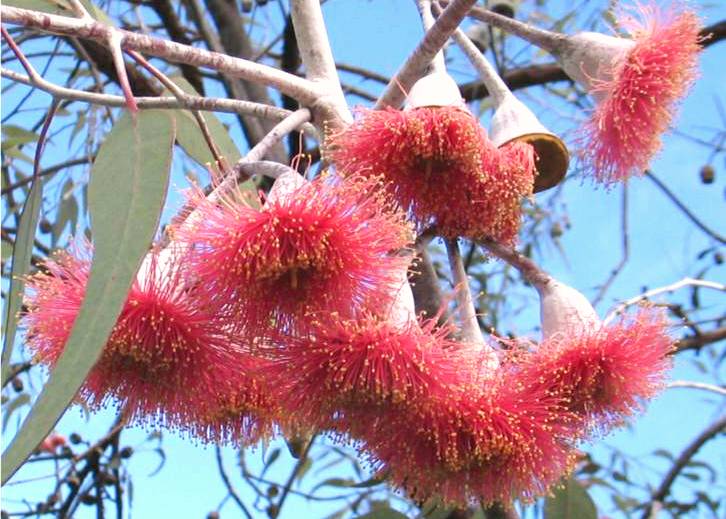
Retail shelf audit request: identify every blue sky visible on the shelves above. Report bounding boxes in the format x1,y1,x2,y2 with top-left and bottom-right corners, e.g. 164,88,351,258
2,0,725,517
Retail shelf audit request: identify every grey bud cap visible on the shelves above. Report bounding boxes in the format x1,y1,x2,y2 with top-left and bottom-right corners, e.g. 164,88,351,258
489,94,569,192
537,279,601,339
404,72,467,111
266,170,307,205
558,32,635,100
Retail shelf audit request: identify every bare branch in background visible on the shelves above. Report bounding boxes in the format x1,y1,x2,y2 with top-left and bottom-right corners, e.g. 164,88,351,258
642,414,726,518
0,5,319,105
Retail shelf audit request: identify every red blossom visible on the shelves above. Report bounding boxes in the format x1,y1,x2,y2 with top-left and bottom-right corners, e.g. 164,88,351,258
583,4,701,183
361,367,580,505
39,433,67,454
519,309,674,430
174,173,412,334
327,107,534,243
22,244,274,444
267,313,474,432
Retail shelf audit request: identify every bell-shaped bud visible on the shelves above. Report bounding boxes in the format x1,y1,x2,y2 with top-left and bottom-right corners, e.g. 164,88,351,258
558,33,636,102
449,24,569,192
404,72,467,111
490,94,570,192
266,169,307,205
537,279,600,339
385,260,418,329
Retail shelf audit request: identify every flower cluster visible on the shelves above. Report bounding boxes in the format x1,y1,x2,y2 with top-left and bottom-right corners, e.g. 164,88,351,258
326,106,536,244
19,0,694,507
23,242,279,442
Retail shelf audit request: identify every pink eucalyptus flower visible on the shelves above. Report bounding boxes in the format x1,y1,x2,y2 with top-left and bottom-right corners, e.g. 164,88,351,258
174,172,412,334
582,4,701,183
327,107,535,243
520,308,673,430
22,243,272,443
362,366,580,506
268,312,473,433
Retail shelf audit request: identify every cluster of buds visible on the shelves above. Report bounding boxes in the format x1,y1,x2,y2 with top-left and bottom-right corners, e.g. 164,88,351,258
20,0,696,508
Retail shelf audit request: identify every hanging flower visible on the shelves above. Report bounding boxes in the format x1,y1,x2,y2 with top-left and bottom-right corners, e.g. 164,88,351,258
361,366,580,505
327,72,534,243
520,308,673,429
268,312,472,433
581,5,701,183
188,351,280,445
328,107,535,243
175,172,412,334
22,243,271,442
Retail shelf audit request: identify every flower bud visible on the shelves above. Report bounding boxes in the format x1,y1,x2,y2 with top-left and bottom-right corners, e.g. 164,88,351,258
404,72,467,111
489,94,569,192
266,169,307,206
537,279,600,339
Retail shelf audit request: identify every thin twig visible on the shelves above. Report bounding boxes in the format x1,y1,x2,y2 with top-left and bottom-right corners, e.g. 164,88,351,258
604,278,726,325
238,108,312,166
478,237,552,289
446,239,483,344
274,434,317,518
215,447,253,519
668,381,726,396
106,31,138,112
0,68,315,130
1,5,319,105
236,161,297,181
641,414,726,519
1,158,89,195
126,49,223,165
66,0,92,20
446,19,509,105
645,171,726,245
592,182,629,306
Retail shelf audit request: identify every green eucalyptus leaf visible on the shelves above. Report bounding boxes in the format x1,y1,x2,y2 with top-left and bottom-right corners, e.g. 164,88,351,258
1,178,43,386
166,76,241,165
1,126,39,151
545,478,598,519
1,110,175,484
2,394,31,433
51,179,79,246
1,0,66,14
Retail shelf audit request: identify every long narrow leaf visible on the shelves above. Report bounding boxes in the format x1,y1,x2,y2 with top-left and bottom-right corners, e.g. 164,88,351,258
1,110,175,483
1,180,43,386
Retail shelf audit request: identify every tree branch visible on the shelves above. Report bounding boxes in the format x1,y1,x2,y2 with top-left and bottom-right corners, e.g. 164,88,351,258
642,414,726,518
1,5,319,105
1,68,312,126
604,278,726,325
290,0,351,128
375,0,477,109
